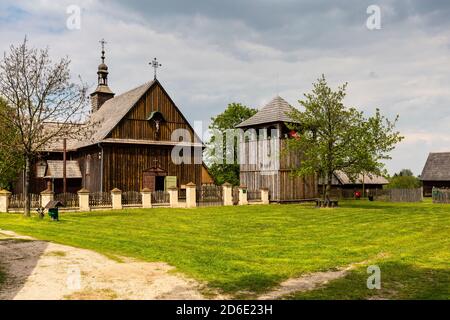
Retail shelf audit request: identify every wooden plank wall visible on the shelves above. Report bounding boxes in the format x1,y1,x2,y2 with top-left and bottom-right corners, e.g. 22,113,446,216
109,83,194,142
240,171,280,201
239,135,317,201
102,145,202,192
75,146,102,192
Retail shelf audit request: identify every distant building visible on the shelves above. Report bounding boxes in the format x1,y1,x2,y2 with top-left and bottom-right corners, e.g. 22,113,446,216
318,171,389,194
420,152,450,196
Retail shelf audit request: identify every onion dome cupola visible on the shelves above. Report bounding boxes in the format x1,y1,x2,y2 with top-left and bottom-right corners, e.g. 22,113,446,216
90,39,115,113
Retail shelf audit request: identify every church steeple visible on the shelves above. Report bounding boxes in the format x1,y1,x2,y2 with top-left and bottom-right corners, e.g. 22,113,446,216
90,39,114,113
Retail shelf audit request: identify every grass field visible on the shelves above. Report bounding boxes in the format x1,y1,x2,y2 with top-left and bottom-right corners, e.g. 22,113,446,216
0,200,449,299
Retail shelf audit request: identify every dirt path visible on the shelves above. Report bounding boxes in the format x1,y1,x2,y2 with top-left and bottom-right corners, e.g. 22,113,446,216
0,230,205,300
257,254,388,300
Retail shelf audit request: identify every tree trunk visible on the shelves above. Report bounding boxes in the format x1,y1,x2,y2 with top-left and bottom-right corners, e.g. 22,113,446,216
24,156,31,217
325,170,332,205
362,173,365,199
322,177,326,201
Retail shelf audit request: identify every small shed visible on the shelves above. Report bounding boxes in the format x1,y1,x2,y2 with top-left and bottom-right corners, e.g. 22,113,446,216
420,152,450,196
36,160,83,193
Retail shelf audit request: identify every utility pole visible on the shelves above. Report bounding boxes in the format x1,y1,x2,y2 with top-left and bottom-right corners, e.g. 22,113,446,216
63,138,67,194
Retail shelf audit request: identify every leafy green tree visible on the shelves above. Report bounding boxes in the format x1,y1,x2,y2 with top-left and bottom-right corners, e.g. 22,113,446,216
286,75,403,202
395,168,414,177
0,98,23,189
387,169,421,189
205,103,257,185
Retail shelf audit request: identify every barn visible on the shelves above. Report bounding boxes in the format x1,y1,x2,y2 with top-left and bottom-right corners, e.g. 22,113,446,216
13,46,213,194
420,152,450,196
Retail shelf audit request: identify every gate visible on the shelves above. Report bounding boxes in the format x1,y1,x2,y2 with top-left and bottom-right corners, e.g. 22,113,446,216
196,184,223,207
55,193,79,208
151,190,170,204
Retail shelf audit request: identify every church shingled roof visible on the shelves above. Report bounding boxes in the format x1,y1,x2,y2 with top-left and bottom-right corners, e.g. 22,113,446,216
75,81,155,148
236,96,299,128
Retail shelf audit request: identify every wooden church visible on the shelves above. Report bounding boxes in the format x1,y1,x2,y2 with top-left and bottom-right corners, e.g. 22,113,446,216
236,96,318,202
14,43,213,194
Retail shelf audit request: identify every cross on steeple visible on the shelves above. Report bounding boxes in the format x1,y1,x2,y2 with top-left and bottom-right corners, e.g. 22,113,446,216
152,159,159,168
99,38,107,63
150,57,162,80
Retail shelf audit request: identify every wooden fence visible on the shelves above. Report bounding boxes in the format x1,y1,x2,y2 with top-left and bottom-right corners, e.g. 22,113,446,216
9,193,40,209
196,184,223,207
247,190,262,201
151,190,170,204
55,193,79,208
178,188,186,201
89,192,112,208
320,188,423,202
385,188,423,202
432,188,450,204
1,185,270,213
121,191,142,206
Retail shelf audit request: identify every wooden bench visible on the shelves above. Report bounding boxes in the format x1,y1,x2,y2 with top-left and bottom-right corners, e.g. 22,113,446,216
315,199,339,208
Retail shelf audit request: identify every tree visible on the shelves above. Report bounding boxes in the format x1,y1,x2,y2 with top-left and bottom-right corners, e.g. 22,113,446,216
0,38,90,216
286,75,403,203
0,98,23,189
395,168,414,177
205,103,257,185
387,169,421,189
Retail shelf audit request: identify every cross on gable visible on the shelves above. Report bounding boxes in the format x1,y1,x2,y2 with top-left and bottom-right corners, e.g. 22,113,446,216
150,57,162,80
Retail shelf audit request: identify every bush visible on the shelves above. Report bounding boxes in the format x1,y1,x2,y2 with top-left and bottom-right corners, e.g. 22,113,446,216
387,175,422,189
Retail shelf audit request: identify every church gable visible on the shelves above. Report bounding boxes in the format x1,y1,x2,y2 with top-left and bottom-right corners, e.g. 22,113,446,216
108,81,194,142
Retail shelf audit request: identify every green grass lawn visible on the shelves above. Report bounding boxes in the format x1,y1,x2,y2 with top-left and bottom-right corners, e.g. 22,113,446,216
0,200,448,299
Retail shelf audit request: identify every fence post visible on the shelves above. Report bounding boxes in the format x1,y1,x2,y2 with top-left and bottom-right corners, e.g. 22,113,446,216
41,189,54,208
238,185,248,205
111,188,122,210
141,188,152,208
77,188,90,211
0,189,11,212
168,187,179,208
185,182,196,208
261,188,269,204
222,182,233,206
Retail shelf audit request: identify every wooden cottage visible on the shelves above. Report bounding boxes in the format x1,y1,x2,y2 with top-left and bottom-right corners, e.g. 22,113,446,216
14,47,212,194
236,96,317,202
420,152,450,196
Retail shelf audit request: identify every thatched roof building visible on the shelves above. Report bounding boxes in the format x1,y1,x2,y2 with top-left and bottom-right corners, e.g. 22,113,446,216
421,152,450,196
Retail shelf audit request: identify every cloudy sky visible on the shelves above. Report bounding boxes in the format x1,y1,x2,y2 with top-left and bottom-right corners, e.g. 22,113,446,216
1,0,449,175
